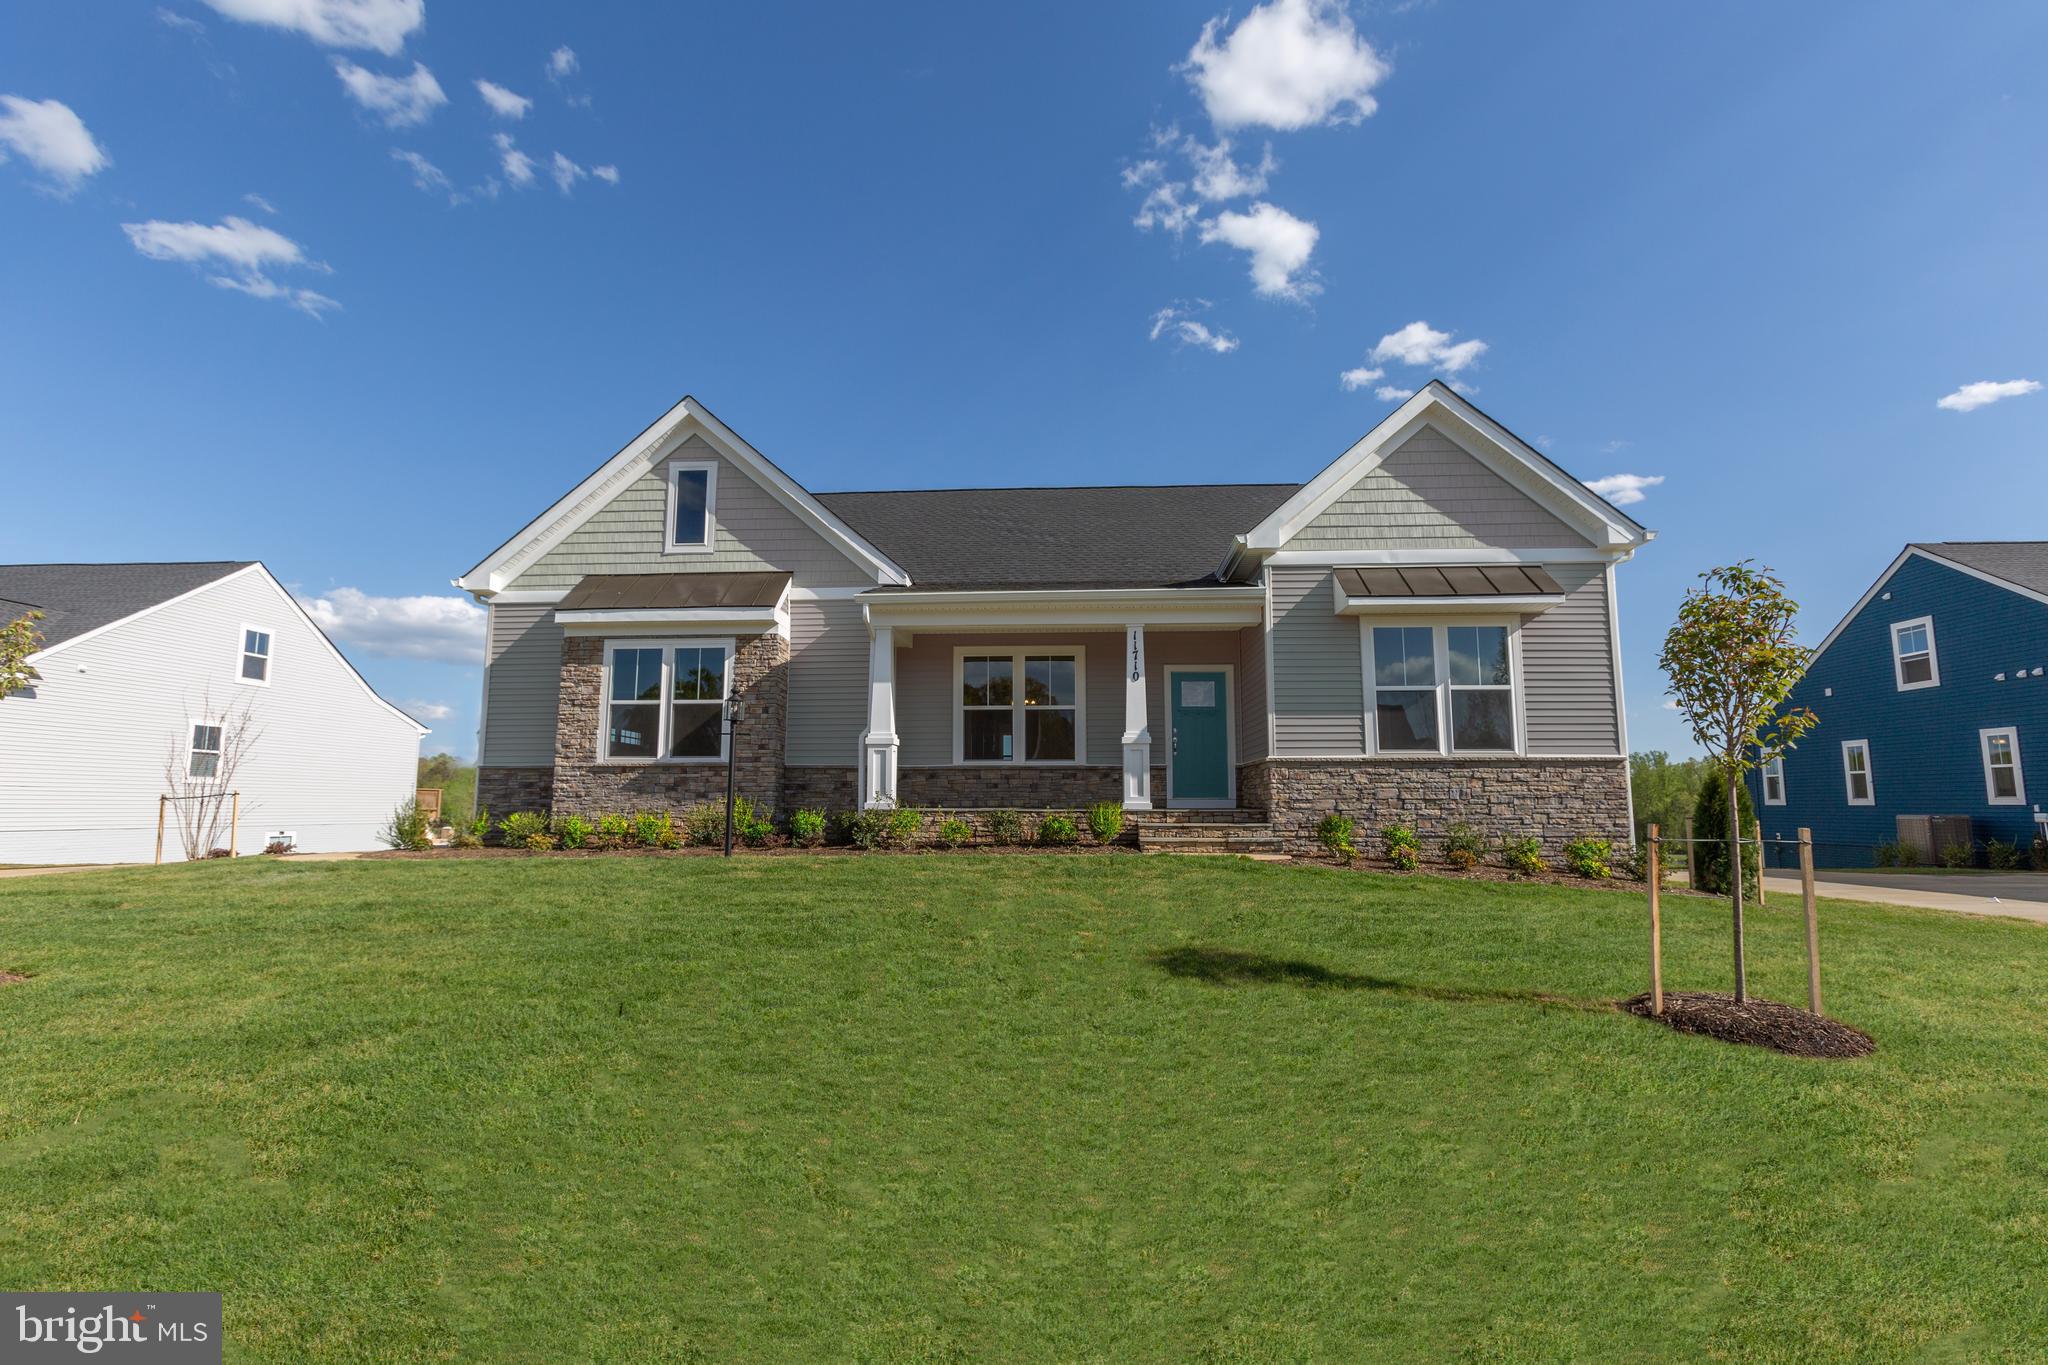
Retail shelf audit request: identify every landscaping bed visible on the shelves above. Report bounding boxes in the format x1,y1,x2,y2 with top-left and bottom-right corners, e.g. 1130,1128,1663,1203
1621,990,1877,1059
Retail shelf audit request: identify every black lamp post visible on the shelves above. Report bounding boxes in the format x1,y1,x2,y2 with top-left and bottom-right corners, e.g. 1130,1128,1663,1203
722,694,745,857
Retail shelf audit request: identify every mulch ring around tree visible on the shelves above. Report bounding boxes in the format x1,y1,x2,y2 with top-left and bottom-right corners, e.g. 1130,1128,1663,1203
1621,990,1875,1059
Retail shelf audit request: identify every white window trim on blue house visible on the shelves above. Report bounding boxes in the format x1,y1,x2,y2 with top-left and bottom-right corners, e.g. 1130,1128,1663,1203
1980,726,2026,806
1841,739,1874,806
1762,756,1786,806
1889,615,1938,691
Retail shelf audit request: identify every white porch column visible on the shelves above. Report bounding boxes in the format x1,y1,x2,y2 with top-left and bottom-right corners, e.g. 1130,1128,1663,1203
1120,622,1152,811
860,625,900,809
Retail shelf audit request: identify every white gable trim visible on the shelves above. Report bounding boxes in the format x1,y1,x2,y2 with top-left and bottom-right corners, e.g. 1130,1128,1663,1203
456,395,911,594
1811,545,2048,665
1240,383,1650,554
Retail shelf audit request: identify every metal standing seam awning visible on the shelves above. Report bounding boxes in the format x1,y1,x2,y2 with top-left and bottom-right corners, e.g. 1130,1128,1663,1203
552,571,791,630
1332,564,1567,615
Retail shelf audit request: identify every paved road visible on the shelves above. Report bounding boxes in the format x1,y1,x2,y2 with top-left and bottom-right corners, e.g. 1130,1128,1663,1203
1764,869,2048,924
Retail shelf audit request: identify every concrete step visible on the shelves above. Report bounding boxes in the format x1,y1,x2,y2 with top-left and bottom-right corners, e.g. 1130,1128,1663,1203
1134,808,1270,826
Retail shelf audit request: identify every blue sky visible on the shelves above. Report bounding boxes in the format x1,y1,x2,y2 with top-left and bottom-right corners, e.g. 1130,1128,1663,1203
4,0,2044,760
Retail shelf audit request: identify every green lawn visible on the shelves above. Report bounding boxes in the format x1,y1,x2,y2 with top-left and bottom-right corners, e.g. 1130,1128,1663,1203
3,856,2047,1360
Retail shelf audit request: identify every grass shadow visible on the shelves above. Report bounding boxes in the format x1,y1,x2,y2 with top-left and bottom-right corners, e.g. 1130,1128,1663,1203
1147,946,1613,1013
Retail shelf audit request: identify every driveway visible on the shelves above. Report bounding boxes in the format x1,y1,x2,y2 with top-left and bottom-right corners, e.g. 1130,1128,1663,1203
1764,869,2048,924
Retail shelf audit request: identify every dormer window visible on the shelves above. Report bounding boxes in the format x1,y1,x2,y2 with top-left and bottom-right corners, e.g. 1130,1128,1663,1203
1890,616,1937,690
239,626,272,685
665,461,717,554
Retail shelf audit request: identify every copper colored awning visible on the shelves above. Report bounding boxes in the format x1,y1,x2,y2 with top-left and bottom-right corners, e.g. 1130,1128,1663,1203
556,571,791,611
1334,564,1564,599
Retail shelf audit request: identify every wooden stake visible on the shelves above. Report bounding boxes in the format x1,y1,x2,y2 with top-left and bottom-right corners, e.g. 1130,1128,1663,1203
1754,821,1767,908
155,795,166,866
1647,824,1664,1015
1684,815,1696,890
230,791,240,858
1800,826,1822,1016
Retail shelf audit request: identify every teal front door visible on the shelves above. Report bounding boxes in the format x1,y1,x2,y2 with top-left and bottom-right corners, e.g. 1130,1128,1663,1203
1169,670,1231,804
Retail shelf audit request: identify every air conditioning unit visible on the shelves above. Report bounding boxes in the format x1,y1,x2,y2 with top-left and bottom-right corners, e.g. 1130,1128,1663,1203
1896,815,1971,863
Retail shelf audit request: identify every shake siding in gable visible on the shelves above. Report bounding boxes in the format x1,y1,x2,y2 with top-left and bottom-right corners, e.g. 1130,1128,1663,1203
1270,566,1366,754
1519,564,1621,754
1292,426,1592,550
785,597,868,767
506,434,876,592
481,602,562,766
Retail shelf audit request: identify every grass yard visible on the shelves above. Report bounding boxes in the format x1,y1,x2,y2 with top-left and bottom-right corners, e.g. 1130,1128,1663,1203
3,856,2048,1360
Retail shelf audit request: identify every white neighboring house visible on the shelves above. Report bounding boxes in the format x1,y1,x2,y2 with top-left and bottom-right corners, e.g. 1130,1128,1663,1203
0,561,428,864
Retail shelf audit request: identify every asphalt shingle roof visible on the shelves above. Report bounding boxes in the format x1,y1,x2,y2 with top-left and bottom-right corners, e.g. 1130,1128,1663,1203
1914,542,2048,598
0,562,255,650
815,484,1298,590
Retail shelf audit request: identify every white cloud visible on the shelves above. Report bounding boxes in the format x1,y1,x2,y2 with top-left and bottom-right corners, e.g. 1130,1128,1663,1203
121,214,338,317
1122,158,1165,189
1185,137,1276,201
474,78,531,119
200,0,423,55
332,58,445,127
1937,378,2041,412
300,588,485,664
1133,180,1199,235
492,132,535,188
547,46,579,80
1183,0,1390,131
1370,319,1488,372
1199,201,1319,300
402,699,455,722
1584,473,1664,506
549,151,586,194
242,191,277,214
391,147,451,193
1375,384,1413,402
590,163,619,185
0,95,110,192
1148,302,1239,354
1338,365,1383,391
156,7,208,34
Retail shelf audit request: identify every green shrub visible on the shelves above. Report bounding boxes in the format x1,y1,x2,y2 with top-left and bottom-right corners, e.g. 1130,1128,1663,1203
1381,822,1420,871
1563,836,1612,879
554,813,593,850
1874,839,1920,869
789,808,827,848
885,804,923,848
1691,764,1759,897
1612,842,1648,882
680,803,727,847
986,809,1026,847
1038,813,1080,846
1440,821,1486,871
632,810,682,850
379,798,433,851
1501,837,1545,875
737,800,774,847
935,816,973,849
1087,801,1126,845
1986,837,2022,871
498,811,548,849
1940,839,1978,869
594,812,632,849
1315,812,1356,862
845,809,889,851
2033,837,2048,872
451,807,486,850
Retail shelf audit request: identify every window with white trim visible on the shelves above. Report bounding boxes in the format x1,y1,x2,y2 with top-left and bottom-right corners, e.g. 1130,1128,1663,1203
601,638,731,762
188,723,223,778
1841,739,1873,806
1890,616,1938,690
1762,756,1786,806
1368,623,1519,754
239,627,272,685
956,648,1083,763
664,461,717,553
1980,727,2025,805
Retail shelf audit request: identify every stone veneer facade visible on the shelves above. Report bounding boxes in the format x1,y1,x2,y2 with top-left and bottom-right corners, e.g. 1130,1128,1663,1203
1239,756,1632,855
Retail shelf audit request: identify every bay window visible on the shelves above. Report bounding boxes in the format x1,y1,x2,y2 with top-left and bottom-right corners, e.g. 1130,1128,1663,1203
956,647,1083,763
1367,622,1520,755
602,638,731,762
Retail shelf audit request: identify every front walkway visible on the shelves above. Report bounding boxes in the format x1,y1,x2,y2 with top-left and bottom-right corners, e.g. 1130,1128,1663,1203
1764,869,2048,924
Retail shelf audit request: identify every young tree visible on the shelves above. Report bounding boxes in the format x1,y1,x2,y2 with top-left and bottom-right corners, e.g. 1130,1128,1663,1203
1659,563,1818,1002
164,691,263,861
1,610,43,698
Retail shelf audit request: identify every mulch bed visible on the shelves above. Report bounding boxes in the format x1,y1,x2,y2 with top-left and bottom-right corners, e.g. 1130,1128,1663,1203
365,843,1136,860
1286,856,1648,892
1621,990,1875,1059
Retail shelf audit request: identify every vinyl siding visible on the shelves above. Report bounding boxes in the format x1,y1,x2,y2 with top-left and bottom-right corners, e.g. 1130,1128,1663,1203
1519,564,1620,754
896,632,1122,766
1238,622,1270,761
481,602,563,767
786,596,868,766
506,434,876,592
1293,425,1592,550
1270,567,1366,754
0,568,421,864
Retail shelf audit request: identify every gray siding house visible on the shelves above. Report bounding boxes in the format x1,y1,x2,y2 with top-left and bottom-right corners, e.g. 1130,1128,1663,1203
460,382,1652,851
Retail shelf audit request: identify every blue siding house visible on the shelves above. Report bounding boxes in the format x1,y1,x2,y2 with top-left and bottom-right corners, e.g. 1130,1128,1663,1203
1754,543,2048,865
